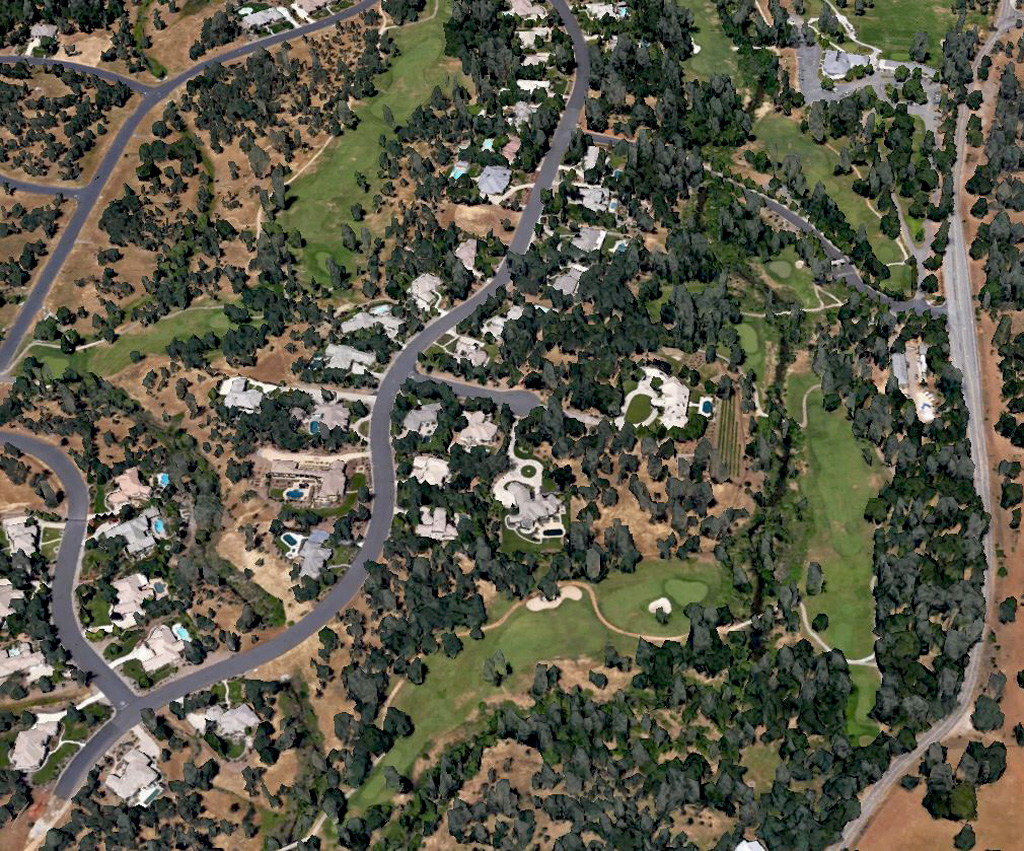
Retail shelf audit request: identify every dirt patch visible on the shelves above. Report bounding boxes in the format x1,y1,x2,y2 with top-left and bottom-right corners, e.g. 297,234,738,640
216,527,313,624
437,202,521,243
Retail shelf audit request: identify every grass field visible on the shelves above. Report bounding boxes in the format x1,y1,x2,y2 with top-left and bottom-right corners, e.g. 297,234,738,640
799,388,880,660
348,594,634,812
33,742,80,785
30,306,232,378
786,369,821,422
282,0,464,281
753,115,903,268
762,246,819,308
592,558,729,638
625,393,653,424
847,665,881,743
737,319,765,382
681,0,740,82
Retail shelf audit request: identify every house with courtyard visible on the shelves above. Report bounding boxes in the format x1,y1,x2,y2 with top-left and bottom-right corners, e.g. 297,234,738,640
131,625,187,674
453,335,489,367
258,451,349,507
618,366,691,429
503,481,564,541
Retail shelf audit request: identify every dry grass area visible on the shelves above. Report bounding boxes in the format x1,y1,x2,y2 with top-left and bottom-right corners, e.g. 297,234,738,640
437,202,521,244
217,527,313,624
0,66,137,185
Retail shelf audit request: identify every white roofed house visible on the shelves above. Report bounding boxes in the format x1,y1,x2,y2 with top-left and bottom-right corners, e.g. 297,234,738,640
506,0,546,17
414,507,459,541
339,309,404,340
0,642,54,685
186,704,261,742
94,506,166,558
455,411,499,448
411,456,451,487
571,226,607,252
551,264,587,297
110,573,159,627
453,336,489,367
482,305,524,339
105,747,163,806
10,717,59,773
240,7,288,30
296,530,332,580
3,515,38,557
131,624,186,673
324,344,377,375
30,24,58,39
455,239,478,273
476,166,513,199
218,376,267,412
403,402,442,437
409,273,444,312
504,481,564,540
0,580,25,622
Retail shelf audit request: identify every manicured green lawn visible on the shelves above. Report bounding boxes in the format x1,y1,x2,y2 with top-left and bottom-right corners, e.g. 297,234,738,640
625,393,653,424
737,320,764,381
763,246,819,308
852,0,983,62
591,559,727,637
348,594,634,813
33,742,79,785
681,0,740,82
785,368,821,422
753,115,903,267
31,306,233,378
846,664,881,743
799,391,881,660
282,0,464,281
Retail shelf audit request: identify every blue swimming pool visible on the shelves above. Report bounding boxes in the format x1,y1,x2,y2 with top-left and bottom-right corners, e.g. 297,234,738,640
282,533,298,547
172,623,191,642
309,421,321,434
153,581,165,593
285,488,304,499
153,518,165,534
157,473,170,487
700,399,714,417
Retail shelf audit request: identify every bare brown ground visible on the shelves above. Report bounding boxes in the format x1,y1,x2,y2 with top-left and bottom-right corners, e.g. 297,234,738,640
216,527,314,624
437,202,521,244
143,3,230,78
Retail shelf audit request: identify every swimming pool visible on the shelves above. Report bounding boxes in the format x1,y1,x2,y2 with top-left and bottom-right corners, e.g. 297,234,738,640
153,581,165,594
369,304,391,316
450,164,468,180
282,533,298,547
153,518,165,534
171,623,191,642
157,473,170,487
285,488,305,499
699,398,714,417
309,421,321,434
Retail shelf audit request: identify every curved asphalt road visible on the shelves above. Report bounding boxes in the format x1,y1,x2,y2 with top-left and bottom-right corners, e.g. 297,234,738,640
0,0,589,801
0,0,379,374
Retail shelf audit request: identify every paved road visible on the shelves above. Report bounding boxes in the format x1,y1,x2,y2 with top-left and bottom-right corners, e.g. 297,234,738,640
410,369,541,416
0,0,589,802
830,4,1018,847
0,0,380,374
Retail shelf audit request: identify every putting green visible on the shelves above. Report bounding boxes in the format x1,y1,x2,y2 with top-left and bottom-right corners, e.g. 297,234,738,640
594,559,722,638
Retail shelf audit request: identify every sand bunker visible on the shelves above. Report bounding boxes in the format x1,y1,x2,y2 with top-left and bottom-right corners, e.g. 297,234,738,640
648,597,672,615
527,585,583,612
